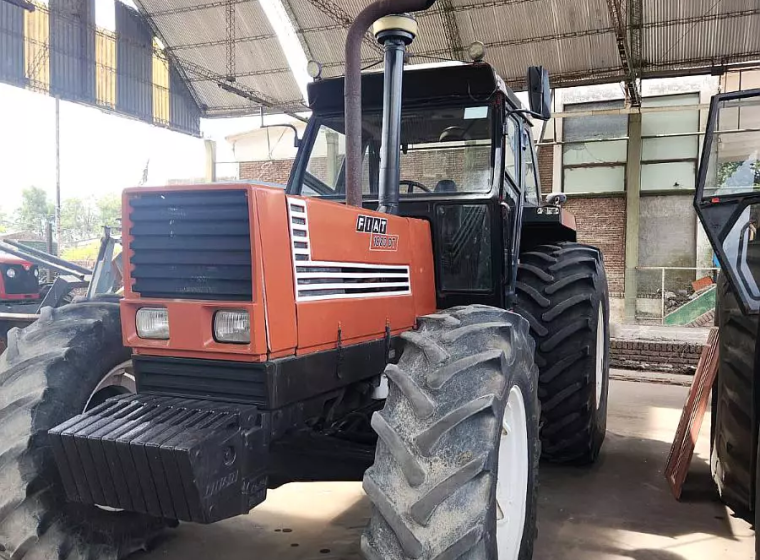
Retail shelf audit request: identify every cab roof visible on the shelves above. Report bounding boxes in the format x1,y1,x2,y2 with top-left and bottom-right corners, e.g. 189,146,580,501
306,62,523,115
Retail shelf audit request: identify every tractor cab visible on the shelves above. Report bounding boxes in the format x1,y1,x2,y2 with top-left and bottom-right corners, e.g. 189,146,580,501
694,90,760,313
288,63,576,309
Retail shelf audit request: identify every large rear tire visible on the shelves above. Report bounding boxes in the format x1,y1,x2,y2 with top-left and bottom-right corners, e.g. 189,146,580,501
362,305,540,560
0,302,168,560
515,242,610,464
713,274,758,521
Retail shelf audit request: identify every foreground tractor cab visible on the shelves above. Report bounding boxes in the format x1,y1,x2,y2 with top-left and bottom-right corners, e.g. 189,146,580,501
0,2,609,560
692,89,760,550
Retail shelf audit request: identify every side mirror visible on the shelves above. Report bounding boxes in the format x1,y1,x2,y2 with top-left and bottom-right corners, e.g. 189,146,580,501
527,66,551,121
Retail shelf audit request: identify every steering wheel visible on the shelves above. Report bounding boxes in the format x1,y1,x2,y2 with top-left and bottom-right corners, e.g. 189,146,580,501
400,179,432,193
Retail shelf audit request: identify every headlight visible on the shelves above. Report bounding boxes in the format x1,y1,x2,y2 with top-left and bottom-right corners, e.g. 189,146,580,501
33,268,39,278
214,310,250,343
136,308,169,339
6,268,16,278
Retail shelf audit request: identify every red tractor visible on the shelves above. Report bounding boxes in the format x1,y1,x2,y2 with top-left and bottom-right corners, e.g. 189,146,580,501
0,2,609,559
0,251,39,303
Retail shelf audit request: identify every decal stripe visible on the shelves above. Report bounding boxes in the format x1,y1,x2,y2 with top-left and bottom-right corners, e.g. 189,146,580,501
286,197,412,302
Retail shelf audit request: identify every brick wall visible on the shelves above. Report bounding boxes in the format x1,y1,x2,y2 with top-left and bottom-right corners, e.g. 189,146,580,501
564,195,626,298
239,160,294,185
611,339,703,374
240,147,492,192
537,146,553,193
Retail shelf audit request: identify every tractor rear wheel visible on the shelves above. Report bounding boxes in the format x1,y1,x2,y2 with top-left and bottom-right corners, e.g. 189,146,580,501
713,273,758,521
515,242,610,464
362,305,540,560
0,302,168,560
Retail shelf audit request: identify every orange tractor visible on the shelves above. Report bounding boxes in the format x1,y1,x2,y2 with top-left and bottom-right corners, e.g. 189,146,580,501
0,2,610,559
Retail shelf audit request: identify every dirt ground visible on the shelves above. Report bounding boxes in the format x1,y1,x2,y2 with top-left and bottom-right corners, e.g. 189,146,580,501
139,377,754,560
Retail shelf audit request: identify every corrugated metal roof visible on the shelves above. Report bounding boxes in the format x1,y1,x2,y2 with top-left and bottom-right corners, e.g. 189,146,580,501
131,0,760,117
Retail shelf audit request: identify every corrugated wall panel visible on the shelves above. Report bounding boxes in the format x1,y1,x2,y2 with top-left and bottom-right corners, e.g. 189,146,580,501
49,0,95,101
152,40,170,125
115,1,153,121
24,3,49,92
169,65,201,135
0,0,200,135
96,30,116,108
0,2,25,88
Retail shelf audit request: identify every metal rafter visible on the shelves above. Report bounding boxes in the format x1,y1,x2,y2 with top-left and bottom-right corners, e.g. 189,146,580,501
205,99,305,115
3,0,35,10
645,8,760,29
169,31,276,51
188,66,292,81
427,0,542,14
304,0,382,54
225,0,235,81
425,25,614,55
439,0,463,60
605,0,640,106
132,0,206,112
177,56,275,105
176,55,307,119
629,0,643,99
148,0,250,18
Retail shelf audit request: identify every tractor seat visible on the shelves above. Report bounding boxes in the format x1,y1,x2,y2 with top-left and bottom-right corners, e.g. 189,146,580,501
435,180,457,193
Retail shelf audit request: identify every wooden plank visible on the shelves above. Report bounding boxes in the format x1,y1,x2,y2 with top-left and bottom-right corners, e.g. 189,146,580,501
665,326,720,500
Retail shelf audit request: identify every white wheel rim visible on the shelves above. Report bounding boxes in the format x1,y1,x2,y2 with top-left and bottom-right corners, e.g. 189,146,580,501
495,385,529,560
595,307,604,410
83,360,136,412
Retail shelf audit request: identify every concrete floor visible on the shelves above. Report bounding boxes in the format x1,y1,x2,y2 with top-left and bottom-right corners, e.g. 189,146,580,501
139,379,754,560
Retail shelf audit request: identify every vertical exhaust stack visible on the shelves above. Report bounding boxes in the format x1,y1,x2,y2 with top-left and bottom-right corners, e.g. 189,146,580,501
343,0,436,209
374,15,417,215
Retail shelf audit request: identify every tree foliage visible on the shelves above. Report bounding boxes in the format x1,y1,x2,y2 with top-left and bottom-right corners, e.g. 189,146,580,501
718,160,760,189
17,186,54,238
9,188,122,246
95,194,121,229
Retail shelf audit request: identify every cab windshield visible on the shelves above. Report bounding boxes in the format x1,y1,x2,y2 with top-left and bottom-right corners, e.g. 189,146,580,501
301,105,494,197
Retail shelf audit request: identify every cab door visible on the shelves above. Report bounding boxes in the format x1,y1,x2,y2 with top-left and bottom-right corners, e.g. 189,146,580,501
695,90,760,314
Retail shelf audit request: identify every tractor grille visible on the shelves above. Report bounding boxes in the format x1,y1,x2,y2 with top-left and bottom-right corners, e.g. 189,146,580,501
134,356,268,406
128,190,252,301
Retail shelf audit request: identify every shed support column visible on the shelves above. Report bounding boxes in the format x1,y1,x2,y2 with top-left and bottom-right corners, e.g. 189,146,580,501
204,139,217,183
624,112,642,321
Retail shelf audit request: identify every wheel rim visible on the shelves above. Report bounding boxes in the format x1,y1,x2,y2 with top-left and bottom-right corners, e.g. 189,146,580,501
595,307,604,410
83,360,136,413
495,385,529,560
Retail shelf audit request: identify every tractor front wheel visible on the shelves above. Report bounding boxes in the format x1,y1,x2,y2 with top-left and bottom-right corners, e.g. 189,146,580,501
362,305,540,560
0,302,168,560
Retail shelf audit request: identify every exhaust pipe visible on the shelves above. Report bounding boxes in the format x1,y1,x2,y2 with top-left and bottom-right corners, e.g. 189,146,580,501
344,0,436,209
374,15,417,214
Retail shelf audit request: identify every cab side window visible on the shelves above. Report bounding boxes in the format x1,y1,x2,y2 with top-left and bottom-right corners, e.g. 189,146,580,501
504,117,519,184
522,129,540,205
